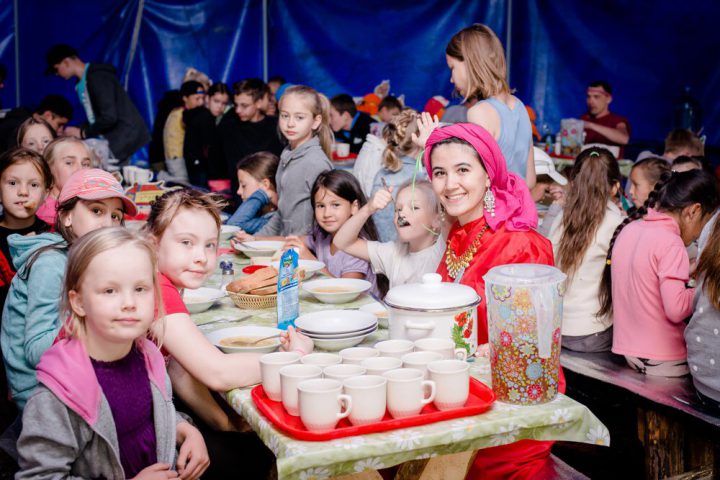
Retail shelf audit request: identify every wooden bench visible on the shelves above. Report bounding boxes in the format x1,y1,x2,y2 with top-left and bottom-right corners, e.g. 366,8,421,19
558,349,720,479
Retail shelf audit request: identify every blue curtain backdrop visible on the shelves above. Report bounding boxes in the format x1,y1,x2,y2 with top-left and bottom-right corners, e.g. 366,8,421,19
3,1,719,147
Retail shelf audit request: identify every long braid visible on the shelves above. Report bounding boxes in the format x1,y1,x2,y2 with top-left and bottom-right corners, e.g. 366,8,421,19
597,171,672,317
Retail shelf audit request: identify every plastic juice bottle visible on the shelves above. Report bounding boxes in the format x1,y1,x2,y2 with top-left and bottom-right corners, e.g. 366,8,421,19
277,248,300,330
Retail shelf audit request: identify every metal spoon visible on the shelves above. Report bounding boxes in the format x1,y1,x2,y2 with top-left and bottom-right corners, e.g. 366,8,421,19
250,334,282,345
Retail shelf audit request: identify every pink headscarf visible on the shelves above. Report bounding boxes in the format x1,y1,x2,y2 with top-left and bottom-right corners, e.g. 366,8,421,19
423,123,537,232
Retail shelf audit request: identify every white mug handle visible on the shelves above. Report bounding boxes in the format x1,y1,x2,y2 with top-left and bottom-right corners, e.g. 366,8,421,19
337,394,352,420
421,380,436,406
454,348,468,361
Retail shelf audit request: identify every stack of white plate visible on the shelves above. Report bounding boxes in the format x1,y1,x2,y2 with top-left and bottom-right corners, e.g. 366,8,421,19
295,310,377,351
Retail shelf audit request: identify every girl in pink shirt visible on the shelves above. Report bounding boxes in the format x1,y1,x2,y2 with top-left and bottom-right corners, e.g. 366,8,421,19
600,170,719,376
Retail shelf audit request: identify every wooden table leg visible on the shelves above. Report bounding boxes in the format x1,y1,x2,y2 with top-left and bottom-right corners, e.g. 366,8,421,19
395,451,477,480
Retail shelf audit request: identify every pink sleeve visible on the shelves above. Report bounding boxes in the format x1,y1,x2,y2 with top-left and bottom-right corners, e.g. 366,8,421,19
657,243,694,322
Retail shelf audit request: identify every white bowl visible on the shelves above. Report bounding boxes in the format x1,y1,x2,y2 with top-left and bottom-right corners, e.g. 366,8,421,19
205,325,282,353
183,287,226,313
220,225,241,241
312,331,376,351
302,278,372,304
272,259,325,279
234,241,285,258
303,326,378,339
359,302,389,329
295,310,377,335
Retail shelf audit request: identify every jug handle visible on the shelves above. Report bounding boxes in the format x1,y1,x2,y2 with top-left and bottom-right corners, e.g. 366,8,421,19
531,288,554,359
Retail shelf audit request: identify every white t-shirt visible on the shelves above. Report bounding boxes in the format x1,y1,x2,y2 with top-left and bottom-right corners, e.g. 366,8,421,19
367,237,445,289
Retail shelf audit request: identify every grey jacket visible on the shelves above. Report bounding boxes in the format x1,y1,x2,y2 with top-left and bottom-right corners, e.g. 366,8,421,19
16,338,182,479
257,137,332,236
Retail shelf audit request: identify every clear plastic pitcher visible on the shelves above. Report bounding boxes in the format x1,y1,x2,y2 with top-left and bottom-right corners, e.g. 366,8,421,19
484,264,566,405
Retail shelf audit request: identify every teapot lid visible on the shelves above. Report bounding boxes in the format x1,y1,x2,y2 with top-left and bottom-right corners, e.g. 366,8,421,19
384,273,480,311
483,264,566,286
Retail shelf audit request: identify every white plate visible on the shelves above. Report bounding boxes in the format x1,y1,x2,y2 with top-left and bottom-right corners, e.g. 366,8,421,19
295,310,376,335
301,325,378,339
234,241,285,258
205,325,282,353
312,331,376,351
359,302,389,329
220,225,241,241
183,287,226,314
272,259,325,279
302,278,372,304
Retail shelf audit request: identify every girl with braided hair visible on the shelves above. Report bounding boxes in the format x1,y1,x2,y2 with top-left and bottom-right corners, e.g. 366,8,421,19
369,108,427,241
548,147,625,352
602,169,720,376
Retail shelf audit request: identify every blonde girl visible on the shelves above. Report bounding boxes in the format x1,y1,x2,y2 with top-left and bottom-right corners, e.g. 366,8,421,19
369,108,427,241
16,227,208,480
16,117,57,154
334,179,445,289
548,148,625,352
36,137,93,225
144,188,310,477
237,85,333,239
1,168,136,409
441,24,536,187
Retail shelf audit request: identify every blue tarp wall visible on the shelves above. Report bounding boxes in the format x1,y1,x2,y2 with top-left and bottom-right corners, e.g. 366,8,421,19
1,0,718,148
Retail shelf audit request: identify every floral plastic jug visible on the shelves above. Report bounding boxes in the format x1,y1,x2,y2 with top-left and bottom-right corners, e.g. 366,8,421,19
484,264,566,405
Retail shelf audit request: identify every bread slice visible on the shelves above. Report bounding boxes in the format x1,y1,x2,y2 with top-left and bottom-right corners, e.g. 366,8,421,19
248,285,277,296
226,267,278,294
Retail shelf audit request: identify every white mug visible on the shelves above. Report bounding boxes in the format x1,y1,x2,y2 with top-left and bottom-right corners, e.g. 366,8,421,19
383,368,435,418
343,375,387,426
336,143,350,157
361,356,403,376
298,378,352,432
279,364,323,416
427,359,470,410
260,351,301,401
401,351,443,379
134,168,153,184
339,347,379,365
374,339,414,359
414,338,468,361
300,352,342,368
323,364,366,381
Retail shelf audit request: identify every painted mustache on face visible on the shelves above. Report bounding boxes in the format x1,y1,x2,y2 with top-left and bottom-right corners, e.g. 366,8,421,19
397,215,410,227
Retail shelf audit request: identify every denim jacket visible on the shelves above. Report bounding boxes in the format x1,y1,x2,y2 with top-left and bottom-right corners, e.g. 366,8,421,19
226,189,275,234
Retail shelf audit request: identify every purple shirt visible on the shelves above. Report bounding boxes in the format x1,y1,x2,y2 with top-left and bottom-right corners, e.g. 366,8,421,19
91,345,157,478
307,229,379,296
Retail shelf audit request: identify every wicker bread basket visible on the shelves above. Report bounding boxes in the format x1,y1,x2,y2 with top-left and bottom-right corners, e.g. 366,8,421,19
227,291,278,309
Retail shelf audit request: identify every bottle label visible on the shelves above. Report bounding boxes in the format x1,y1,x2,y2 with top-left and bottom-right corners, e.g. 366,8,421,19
277,249,300,330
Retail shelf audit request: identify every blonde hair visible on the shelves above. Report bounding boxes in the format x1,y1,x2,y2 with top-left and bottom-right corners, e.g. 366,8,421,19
279,85,334,158
446,24,511,100
143,188,226,240
61,227,165,343
183,67,211,91
43,137,90,167
397,179,441,220
382,108,419,172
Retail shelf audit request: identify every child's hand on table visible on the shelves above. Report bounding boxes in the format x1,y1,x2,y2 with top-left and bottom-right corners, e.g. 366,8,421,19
233,230,255,243
280,326,314,355
175,422,210,480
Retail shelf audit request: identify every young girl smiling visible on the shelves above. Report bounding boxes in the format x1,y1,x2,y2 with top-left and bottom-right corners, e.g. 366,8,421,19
334,180,445,288
284,170,379,293
16,227,208,480
36,137,93,226
237,85,333,239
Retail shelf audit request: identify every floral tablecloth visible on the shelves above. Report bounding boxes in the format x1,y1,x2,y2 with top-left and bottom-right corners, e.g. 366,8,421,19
192,252,610,480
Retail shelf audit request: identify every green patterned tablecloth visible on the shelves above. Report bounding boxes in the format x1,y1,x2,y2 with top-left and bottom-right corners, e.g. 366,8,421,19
192,251,610,480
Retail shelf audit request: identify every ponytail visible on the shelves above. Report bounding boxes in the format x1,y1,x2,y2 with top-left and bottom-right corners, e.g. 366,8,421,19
381,108,419,173
598,169,720,316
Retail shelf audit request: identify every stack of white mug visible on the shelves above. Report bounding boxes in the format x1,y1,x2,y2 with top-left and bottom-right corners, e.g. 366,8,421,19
259,338,471,433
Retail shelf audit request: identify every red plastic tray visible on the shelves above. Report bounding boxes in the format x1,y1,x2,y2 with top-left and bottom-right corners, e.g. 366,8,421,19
251,377,495,441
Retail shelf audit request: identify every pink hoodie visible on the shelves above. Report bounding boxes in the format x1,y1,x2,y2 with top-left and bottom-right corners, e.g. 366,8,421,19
611,209,694,361
36,337,168,425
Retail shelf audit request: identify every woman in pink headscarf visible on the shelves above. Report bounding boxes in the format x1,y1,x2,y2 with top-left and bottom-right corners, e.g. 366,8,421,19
424,123,564,480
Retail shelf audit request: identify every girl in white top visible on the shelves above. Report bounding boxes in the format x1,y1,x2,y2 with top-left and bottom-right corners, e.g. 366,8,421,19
333,179,445,290
548,148,625,352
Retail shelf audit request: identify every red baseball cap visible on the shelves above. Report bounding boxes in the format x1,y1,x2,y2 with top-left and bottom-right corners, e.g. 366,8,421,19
59,168,137,216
